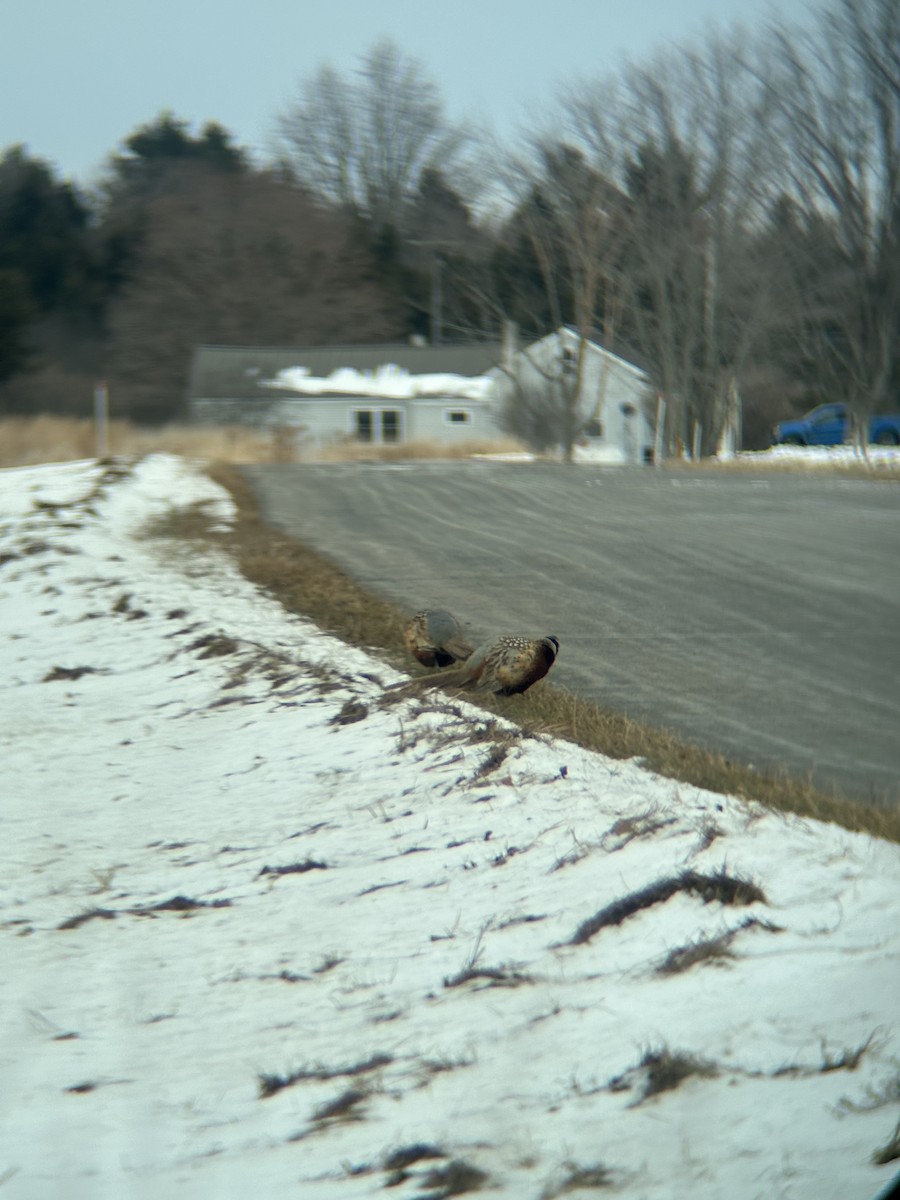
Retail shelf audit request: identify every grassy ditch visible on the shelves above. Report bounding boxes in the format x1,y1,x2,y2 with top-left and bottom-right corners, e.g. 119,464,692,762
154,462,900,844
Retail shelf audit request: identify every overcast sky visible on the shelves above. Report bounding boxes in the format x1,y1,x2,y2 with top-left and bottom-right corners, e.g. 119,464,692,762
3,0,818,188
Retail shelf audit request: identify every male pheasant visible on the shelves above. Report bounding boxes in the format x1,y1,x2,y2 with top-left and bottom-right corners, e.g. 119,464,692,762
404,609,474,669
457,634,560,695
393,633,559,696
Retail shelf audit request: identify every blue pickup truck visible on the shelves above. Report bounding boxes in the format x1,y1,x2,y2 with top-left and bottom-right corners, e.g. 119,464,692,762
772,403,900,447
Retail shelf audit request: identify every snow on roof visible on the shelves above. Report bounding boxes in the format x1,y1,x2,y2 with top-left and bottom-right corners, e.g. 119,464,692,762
264,363,494,401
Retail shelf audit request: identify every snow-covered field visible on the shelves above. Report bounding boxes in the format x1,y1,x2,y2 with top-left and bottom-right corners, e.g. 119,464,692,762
1,454,898,1200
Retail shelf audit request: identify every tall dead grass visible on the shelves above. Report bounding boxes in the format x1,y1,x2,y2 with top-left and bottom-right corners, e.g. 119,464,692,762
0,416,283,468
0,415,527,469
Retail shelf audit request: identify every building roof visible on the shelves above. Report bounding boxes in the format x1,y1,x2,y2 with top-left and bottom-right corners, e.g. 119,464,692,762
546,327,651,381
187,342,503,402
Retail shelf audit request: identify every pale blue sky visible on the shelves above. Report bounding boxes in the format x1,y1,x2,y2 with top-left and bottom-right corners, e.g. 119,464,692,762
2,0,818,187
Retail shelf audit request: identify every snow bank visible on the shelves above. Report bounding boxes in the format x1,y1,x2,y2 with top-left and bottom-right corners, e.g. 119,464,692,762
733,444,900,467
1,454,897,1199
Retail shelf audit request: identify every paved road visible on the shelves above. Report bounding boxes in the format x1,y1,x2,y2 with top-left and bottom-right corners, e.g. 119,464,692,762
241,461,900,805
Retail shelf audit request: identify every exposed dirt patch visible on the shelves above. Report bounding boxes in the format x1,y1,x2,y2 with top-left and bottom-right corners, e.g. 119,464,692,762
568,868,766,946
58,895,232,930
443,964,534,989
187,633,240,659
257,860,327,879
259,1052,393,1099
43,665,100,682
656,917,784,976
609,1045,719,1105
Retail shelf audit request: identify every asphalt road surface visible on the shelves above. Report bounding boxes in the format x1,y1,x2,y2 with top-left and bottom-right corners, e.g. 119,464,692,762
241,461,900,806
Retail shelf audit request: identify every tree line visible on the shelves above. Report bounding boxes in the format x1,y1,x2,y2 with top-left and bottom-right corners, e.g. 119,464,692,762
0,0,896,453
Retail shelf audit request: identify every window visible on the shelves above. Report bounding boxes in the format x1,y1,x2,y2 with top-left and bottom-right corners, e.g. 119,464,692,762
809,404,842,426
352,409,402,444
354,411,374,442
381,410,401,443
445,410,471,425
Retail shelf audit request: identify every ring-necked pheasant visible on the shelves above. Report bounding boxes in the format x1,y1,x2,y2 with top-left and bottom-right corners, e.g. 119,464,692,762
404,609,474,669
394,634,559,696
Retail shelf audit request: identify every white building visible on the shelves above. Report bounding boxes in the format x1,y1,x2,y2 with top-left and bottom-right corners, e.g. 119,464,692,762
187,331,654,460
187,343,503,450
492,327,655,464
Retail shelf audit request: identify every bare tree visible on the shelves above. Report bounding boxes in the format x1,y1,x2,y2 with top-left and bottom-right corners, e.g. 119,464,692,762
494,32,786,459
607,34,787,455
108,167,405,421
275,39,470,235
766,0,900,444
497,333,588,458
494,129,628,461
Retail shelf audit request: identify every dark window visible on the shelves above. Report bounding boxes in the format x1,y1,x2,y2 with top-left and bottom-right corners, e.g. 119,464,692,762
354,411,373,442
381,410,401,443
446,410,471,424
810,405,842,426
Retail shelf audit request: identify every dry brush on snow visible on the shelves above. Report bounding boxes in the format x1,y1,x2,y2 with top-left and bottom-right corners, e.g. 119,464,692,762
1,454,899,1199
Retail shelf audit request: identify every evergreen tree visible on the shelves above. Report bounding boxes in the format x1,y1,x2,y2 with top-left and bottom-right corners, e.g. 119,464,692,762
0,145,94,314
0,268,34,386
97,113,249,292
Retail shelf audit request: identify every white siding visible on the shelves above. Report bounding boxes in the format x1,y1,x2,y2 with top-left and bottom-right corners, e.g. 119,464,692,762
492,329,654,462
189,330,651,457
404,399,501,443
190,394,501,448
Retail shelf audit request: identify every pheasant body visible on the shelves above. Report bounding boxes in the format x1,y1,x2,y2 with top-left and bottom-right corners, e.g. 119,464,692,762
404,609,473,669
461,634,560,695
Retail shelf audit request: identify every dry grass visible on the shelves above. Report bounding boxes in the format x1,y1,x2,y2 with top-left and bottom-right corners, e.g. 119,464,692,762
656,917,783,976
633,1046,719,1102
665,450,900,480
57,894,231,930
383,1143,446,1171
199,465,410,654
567,869,766,947
310,1086,369,1123
506,683,900,839
540,1163,614,1197
416,1160,490,1196
258,1053,393,1100
0,416,285,468
184,463,900,844
872,1119,900,1165
0,415,527,469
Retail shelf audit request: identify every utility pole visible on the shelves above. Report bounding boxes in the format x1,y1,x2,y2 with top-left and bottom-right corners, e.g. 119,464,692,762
430,252,443,346
409,239,457,346
94,381,109,459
